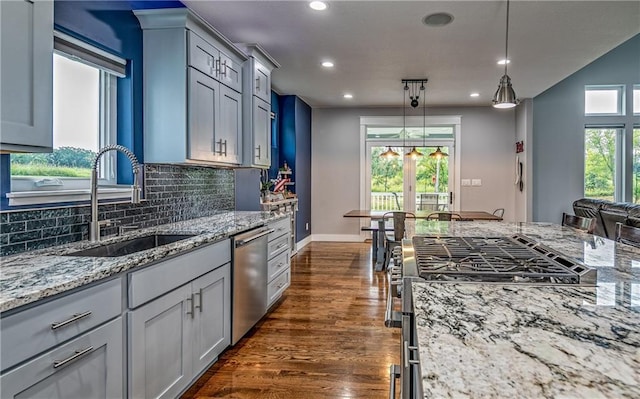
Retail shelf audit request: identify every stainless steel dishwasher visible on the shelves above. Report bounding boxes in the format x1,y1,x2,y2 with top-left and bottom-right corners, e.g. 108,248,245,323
231,226,272,345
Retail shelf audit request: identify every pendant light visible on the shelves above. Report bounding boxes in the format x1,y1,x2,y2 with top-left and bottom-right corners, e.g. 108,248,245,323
380,146,399,159
404,80,425,159
492,0,519,108
429,146,448,159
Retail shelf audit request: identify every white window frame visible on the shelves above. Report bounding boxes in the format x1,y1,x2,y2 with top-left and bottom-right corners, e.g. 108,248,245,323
585,85,625,116
633,85,640,116
7,32,131,207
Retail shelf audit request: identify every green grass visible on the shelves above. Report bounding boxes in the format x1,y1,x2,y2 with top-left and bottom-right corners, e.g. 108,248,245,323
11,163,91,178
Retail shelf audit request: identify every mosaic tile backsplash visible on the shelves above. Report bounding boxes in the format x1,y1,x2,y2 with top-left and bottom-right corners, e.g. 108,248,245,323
0,164,235,256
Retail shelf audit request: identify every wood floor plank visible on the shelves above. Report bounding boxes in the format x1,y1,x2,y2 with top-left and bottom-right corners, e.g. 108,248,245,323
181,242,399,399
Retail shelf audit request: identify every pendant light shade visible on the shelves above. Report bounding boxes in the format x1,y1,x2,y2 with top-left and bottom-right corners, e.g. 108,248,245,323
429,146,448,159
381,146,399,159
492,0,519,109
406,146,423,159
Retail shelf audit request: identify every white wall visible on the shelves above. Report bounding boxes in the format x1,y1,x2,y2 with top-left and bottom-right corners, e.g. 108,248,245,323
311,106,517,238
515,99,533,222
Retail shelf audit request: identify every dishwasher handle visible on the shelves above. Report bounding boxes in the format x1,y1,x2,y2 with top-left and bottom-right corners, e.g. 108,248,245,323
235,228,274,247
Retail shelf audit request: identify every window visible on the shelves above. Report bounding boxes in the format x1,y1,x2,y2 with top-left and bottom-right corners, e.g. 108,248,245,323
585,85,625,115
634,85,640,115
584,128,618,201
7,32,127,206
633,127,640,202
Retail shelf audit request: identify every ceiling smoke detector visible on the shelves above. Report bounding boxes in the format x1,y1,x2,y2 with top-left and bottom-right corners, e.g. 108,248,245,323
423,13,454,27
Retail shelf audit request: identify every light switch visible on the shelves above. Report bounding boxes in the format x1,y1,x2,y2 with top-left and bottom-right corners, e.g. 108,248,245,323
471,179,482,186
461,179,471,186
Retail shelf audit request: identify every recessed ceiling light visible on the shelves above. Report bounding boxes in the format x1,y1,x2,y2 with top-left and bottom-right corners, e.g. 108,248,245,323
423,13,454,27
470,93,480,97
343,93,353,99
321,61,334,68
497,59,511,65
309,1,327,11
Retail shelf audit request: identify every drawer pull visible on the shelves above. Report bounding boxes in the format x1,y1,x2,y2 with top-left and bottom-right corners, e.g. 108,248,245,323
195,289,203,313
53,346,93,369
51,311,92,330
186,294,195,318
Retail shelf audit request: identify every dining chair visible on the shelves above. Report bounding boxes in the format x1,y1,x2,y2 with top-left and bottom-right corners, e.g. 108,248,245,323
614,222,640,248
381,211,415,270
425,212,463,221
492,208,505,218
561,212,596,234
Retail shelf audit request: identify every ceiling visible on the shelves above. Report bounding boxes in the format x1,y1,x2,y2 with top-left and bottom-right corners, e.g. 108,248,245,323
182,1,640,108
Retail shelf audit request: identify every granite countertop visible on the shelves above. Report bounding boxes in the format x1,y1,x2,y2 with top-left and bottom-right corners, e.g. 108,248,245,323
0,211,283,313
408,221,640,398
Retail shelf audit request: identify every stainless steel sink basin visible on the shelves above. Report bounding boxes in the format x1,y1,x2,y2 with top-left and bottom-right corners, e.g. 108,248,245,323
65,234,196,257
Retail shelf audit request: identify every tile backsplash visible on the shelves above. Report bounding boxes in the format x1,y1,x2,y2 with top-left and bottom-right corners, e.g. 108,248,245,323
0,164,235,256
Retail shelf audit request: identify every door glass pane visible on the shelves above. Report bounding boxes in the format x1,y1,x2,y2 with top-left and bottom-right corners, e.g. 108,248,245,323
584,128,616,201
416,146,449,211
371,146,403,210
633,129,640,203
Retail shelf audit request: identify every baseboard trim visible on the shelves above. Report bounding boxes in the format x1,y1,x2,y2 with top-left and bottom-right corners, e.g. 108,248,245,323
296,235,312,250
311,234,364,242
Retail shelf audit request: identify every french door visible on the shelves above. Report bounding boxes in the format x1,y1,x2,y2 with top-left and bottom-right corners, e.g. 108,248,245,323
366,142,455,212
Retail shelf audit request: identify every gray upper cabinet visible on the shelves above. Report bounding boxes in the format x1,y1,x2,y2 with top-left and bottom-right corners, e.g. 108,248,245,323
134,8,246,166
237,44,280,168
0,0,53,153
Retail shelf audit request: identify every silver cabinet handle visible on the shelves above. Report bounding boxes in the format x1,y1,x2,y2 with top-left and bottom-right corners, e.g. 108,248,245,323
389,364,400,399
51,311,92,330
255,76,261,91
53,346,93,369
209,56,215,76
222,140,227,156
403,341,420,369
215,58,221,76
186,294,194,318
256,145,261,160
195,288,203,312
220,60,228,77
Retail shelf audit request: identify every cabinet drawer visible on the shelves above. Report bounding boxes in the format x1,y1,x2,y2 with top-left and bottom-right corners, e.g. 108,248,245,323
0,317,123,399
218,50,242,93
1,278,122,372
128,239,230,309
268,249,290,282
268,217,290,241
188,30,218,80
267,267,290,307
268,234,289,259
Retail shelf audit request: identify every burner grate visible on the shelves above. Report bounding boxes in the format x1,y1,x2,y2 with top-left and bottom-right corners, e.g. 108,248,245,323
412,235,596,285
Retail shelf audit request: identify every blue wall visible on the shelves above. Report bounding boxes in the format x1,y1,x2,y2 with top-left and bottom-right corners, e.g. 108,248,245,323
280,95,312,241
532,34,640,222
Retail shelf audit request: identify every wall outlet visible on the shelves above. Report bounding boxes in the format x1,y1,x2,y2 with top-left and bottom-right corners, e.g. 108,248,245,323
461,179,471,186
305,222,309,231
471,179,482,186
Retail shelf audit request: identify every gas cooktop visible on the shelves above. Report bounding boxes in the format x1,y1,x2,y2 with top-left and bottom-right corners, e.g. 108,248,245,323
412,235,596,285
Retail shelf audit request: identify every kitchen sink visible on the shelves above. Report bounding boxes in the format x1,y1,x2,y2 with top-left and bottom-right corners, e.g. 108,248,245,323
65,234,196,257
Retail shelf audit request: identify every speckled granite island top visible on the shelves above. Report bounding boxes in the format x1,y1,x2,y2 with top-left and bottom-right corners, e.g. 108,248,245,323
0,211,282,313
408,221,640,398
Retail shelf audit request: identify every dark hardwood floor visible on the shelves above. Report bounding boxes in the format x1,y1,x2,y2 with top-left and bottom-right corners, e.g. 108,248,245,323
181,242,400,399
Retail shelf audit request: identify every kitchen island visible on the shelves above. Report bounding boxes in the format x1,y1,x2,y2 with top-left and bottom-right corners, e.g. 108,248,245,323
407,221,639,398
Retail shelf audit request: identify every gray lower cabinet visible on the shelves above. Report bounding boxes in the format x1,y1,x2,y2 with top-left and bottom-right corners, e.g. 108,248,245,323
267,217,292,308
128,264,231,399
0,317,124,399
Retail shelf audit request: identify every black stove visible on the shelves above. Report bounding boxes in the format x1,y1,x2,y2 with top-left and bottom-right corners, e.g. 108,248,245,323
411,235,596,285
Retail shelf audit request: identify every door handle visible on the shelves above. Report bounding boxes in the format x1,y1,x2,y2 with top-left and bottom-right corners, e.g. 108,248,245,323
53,346,94,369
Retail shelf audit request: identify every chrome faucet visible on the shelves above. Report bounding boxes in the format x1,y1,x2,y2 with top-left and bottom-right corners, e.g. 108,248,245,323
90,145,142,242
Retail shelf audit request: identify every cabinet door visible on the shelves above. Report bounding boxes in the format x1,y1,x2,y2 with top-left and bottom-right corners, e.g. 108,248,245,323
129,285,193,399
192,264,231,372
187,30,218,80
0,317,123,399
253,97,271,167
253,59,271,103
218,85,242,164
188,68,218,162
0,0,53,152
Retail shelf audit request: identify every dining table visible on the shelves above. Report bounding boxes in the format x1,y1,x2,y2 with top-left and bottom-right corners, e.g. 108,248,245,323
343,209,503,271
